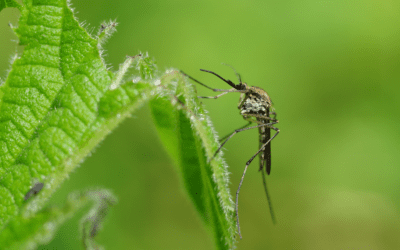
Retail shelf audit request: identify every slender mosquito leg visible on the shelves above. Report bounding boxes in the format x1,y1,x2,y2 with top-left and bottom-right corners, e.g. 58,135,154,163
181,71,246,100
236,123,279,239
236,161,249,239
270,111,277,120
219,122,252,142
259,125,279,224
181,70,216,91
203,88,244,93
261,170,276,225
198,91,230,99
198,89,247,99
212,123,272,161
243,113,278,123
181,70,237,92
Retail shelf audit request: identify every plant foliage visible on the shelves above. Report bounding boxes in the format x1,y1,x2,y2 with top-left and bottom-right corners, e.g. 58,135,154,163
0,0,236,249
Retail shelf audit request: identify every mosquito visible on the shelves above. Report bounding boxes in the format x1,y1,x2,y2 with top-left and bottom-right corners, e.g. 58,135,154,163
181,66,280,239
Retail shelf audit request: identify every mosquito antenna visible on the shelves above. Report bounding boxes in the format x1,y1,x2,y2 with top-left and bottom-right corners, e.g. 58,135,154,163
200,69,238,89
221,63,242,84
261,170,277,224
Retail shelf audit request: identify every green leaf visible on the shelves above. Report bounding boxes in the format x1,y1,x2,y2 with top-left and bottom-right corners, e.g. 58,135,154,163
0,0,111,225
1,0,236,248
1,0,105,204
0,0,156,247
0,0,21,12
150,70,236,249
0,189,117,250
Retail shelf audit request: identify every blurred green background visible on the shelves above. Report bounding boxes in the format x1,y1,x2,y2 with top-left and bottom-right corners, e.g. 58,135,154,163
1,0,400,249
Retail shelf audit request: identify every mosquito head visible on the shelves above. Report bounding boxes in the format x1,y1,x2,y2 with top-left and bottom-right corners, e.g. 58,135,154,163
236,82,248,91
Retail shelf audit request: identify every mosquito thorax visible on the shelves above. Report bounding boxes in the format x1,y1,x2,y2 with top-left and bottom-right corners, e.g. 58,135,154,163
239,88,271,118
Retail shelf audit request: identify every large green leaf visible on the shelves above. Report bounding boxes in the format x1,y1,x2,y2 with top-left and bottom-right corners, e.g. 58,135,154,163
0,0,155,248
0,0,236,248
150,71,236,249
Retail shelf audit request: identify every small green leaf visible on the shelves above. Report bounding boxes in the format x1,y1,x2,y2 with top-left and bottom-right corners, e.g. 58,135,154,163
0,189,116,250
81,190,117,250
97,20,117,46
136,52,157,80
0,0,21,12
150,70,236,249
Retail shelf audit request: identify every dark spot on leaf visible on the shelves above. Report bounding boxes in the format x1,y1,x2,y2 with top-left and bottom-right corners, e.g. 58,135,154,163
24,182,44,201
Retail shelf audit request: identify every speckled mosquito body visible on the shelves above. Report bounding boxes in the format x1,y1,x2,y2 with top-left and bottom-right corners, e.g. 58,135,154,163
24,182,44,201
182,66,280,239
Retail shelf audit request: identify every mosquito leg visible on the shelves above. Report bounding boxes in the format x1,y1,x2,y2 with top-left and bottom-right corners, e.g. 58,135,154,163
197,89,245,100
261,169,276,225
269,111,277,120
181,71,247,100
199,88,244,93
218,122,252,142
236,157,251,239
198,92,230,99
212,123,271,161
244,113,278,123
236,123,279,239
181,70,215,90
181,70,236,92
258,124,279,154
259,126,279,224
